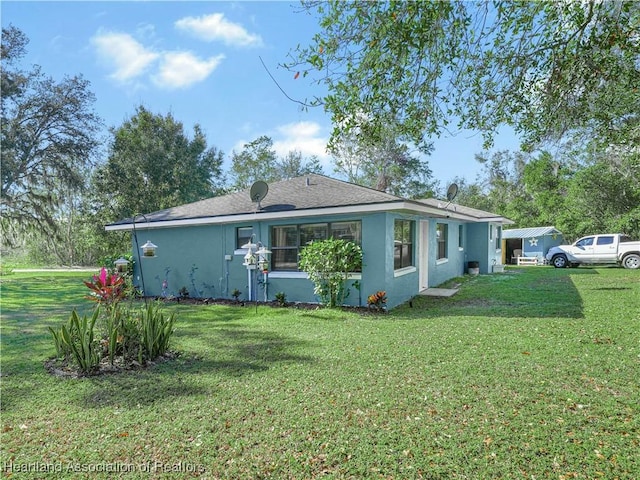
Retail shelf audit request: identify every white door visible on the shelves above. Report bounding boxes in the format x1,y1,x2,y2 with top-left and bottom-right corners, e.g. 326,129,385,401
573,236,595,263
592,235,617,263
419,220,429,291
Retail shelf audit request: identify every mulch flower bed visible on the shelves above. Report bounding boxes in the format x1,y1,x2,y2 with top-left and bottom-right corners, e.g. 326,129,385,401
44,351,180,379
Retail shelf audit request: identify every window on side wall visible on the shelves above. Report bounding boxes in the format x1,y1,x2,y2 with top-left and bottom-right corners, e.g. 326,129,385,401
436,223,448,260
271,221,362,271
237,227,254,249
458,225,464,249
394,219,414,269
495,226,502,250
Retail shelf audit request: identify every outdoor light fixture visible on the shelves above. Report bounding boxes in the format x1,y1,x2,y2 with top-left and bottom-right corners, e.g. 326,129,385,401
130,213,158,302
256,245,272,273
141,240,158,258
114,257,130,273
241,235,257,268
243,249,257,267
241,234,271,302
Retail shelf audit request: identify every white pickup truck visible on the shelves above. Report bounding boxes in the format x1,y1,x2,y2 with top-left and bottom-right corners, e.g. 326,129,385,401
546,234,640,269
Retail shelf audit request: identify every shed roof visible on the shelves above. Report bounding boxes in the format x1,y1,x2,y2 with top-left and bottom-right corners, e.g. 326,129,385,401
503,226,562,239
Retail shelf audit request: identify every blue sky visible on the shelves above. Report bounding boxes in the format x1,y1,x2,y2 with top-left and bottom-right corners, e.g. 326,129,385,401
2,1,522,190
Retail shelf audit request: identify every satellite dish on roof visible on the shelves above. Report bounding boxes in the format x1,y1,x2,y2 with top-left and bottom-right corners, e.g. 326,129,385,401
250,181,269,210
446,183,459,202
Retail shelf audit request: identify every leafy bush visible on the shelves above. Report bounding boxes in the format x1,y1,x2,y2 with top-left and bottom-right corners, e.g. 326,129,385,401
299,238,363,308
274,292,287,306
231,289,241,302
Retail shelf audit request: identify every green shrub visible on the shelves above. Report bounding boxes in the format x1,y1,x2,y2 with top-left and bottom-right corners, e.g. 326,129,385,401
274,291,287,306
231,288,241,302
298,238,363,307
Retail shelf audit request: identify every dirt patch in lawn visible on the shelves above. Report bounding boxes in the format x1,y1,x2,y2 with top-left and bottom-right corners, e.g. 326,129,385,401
44,351,180,379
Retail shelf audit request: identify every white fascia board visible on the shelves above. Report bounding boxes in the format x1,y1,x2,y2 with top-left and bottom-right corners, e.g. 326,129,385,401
104,201,490,232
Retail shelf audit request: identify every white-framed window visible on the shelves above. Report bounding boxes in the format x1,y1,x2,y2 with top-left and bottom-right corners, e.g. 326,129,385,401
458,225,464,249
237,226,254,249
394,219,414,269
436,223,448,260
495,226,502,250
271,221,362,271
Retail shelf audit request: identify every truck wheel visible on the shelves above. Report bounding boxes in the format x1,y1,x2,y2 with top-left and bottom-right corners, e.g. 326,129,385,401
551,254,568,268
622,254,640,269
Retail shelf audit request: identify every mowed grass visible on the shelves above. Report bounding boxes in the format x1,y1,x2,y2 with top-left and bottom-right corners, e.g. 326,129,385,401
1,268,638,479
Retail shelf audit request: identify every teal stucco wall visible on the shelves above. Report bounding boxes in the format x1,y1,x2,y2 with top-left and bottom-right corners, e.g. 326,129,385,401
427,219,467,287
130,212,504,309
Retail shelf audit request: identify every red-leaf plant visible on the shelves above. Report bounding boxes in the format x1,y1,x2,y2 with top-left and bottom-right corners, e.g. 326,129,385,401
367,290,387,311
84,267,126,310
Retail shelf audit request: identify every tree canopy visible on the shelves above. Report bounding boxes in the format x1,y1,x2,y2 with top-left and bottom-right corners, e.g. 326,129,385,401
287,1,639,152
92,106,226,222
330,127,437,198
229,135,323,190
1,25,102,244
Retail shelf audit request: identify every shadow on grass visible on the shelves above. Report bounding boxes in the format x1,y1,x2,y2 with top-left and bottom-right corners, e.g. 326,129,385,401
393,267,589,319
76,326,315,408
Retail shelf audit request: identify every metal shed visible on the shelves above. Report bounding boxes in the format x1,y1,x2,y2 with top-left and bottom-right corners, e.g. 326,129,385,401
503,226,563,265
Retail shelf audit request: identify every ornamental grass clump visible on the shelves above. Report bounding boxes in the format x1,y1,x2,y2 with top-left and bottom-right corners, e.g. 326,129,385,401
139,302,176,360
48,309,101,375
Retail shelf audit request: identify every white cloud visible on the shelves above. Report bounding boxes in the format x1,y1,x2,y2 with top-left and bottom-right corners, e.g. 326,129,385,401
276,121,322,139
272,121,331,167
91,31,159,82
175,13,263,47
230,122,331,167
152,51,225,89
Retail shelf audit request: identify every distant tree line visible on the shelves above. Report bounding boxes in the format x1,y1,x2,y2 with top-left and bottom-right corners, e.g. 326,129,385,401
2,21,638,266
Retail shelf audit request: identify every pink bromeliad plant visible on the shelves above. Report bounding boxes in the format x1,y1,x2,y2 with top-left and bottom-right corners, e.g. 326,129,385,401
84,267,126,308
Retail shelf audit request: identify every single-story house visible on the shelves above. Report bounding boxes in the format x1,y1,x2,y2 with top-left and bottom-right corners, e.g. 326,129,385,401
106,174,513,309
502,226,563,264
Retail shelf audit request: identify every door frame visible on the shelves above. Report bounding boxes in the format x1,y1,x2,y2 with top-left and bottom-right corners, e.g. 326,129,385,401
419,220,429,291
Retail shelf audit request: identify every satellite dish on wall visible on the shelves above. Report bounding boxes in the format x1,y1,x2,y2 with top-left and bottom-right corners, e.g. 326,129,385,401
250,181,269,210
446,183,459,202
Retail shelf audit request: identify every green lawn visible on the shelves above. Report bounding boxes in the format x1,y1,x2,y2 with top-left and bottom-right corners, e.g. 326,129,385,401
1,268,638,479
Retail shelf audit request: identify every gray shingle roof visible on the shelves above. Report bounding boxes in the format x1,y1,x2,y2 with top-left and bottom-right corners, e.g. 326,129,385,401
416,198,512,222
109,174,402,226
107,174,513,229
